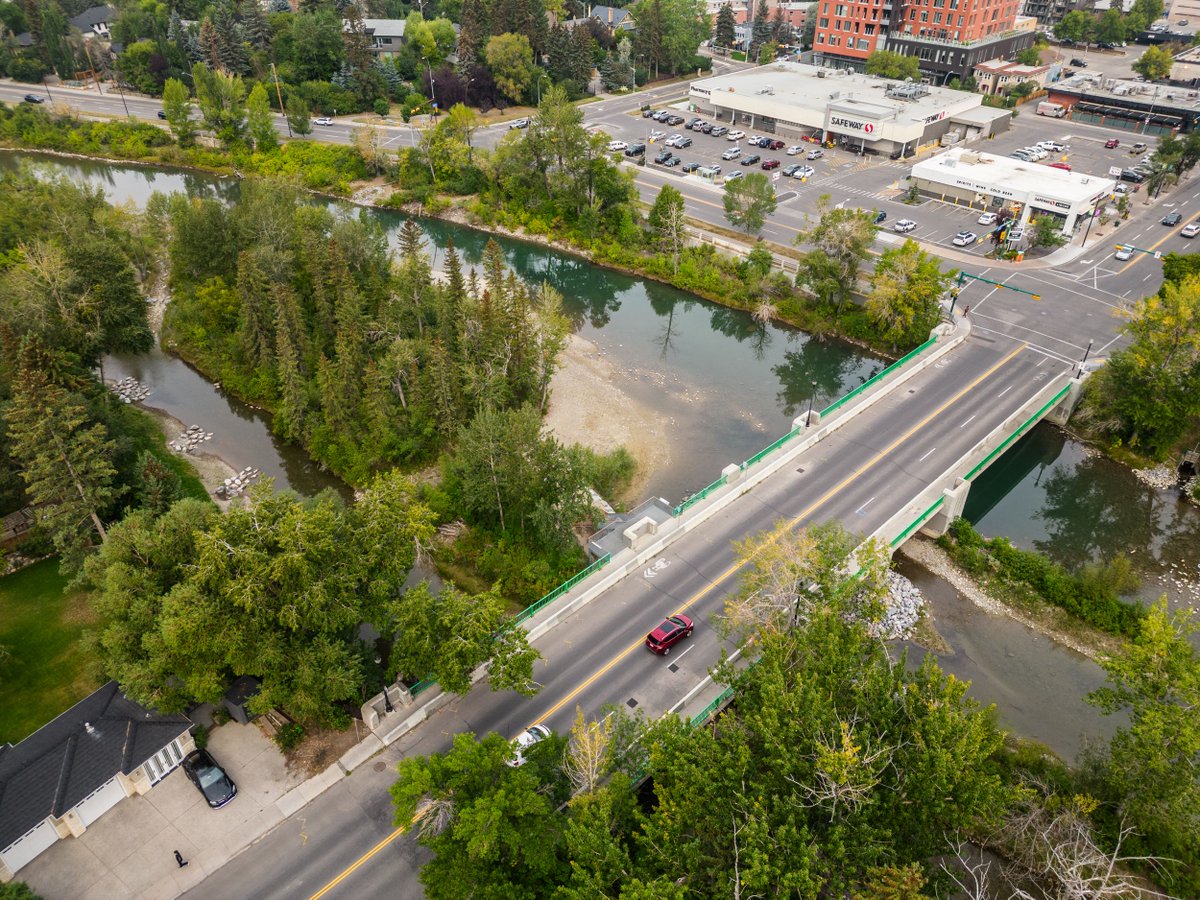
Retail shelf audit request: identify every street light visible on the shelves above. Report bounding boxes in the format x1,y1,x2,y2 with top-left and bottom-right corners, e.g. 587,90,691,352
806,380,818,425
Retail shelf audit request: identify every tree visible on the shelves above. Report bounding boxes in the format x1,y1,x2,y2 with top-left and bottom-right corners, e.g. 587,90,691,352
287,94,312,135
1096,7,1126,45
795,195,875,311
161,77,198,145
1015,46,1041,66
749,0,770,59
865,48,920,81
5,360,120,569
1056,9,1090,44
192,62,247,147
723,171,777,234
1030,215,1067,250
1086,599,1200,892
0,882,43,900
713,1,736,49
485,33,535,104
246,82,278,151
647,183,687,273
867,239,953,349
1132,44,1174,81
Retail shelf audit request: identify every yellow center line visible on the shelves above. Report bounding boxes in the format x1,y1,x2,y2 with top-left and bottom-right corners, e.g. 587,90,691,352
311,341,1028,900
1118,208,1193,274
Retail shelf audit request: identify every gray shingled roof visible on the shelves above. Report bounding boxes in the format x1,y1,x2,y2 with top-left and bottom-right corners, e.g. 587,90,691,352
0,682,190,850
68,5,116,32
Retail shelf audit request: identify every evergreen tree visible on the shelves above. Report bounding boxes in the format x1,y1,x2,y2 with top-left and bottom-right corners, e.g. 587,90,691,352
5,355,120,569
213,5,250,74
713,1,736,49
456,0,490,72
750,0,770,59
273,285,311,443
239,0,273,49
237,250,275,368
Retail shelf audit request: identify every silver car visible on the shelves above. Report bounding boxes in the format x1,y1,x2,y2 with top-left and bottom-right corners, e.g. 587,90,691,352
507,725,551,767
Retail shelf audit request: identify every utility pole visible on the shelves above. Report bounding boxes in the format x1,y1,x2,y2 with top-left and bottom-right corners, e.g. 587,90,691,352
112,74,131,117
81,40,103,95
271,62,292,137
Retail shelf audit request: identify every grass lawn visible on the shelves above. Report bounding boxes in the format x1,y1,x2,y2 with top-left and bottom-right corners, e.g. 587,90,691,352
0,558,101,744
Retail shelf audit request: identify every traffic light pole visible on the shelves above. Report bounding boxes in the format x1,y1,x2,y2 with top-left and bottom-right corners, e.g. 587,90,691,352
956,271,1042,302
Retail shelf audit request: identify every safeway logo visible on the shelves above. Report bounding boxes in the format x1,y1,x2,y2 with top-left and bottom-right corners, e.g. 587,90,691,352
864,123,875,133
830,116,874,132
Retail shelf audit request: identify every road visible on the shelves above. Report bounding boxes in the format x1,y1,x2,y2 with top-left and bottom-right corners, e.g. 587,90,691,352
187,331,1067,900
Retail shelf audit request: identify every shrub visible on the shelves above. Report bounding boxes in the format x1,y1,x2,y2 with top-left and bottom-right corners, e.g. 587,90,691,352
274,722,305,751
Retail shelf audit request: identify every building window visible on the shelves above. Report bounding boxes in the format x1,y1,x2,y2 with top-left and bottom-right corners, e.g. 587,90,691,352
817,32,825,42
834,4,847,14
920,10,928,20
819,17,829,26
957,15,964,24
858,38,870,48
866,23,875,33
934,12,942,22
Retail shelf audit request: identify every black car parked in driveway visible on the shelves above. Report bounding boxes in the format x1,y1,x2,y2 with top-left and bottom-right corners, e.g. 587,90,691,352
182,749,237,809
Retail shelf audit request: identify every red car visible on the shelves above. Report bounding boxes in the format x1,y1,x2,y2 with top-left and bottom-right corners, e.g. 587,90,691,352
1105,138,1120,149
645,614,694,655
766,139,785,150
761,159,781,170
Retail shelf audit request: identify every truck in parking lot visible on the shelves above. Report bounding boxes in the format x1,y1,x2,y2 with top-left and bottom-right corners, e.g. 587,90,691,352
1036,101,1067,118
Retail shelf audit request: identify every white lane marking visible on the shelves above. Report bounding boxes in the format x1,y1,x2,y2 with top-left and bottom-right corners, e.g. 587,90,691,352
855,497,876,515
997,385,1013,398
670,646,694,665
960,414,978,428
918,447,937,462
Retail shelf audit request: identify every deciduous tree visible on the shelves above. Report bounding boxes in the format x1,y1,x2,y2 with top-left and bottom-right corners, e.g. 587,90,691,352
485,32,535,103
647,183,687,273
723,171,777,234
246,82,277,151
162,77,198,145
1132,44,1173,81
865,48,920,80
867,238,952,348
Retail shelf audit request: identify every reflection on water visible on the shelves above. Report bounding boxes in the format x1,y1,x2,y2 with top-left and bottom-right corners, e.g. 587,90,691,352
3,150,883,503
966,423,1200,611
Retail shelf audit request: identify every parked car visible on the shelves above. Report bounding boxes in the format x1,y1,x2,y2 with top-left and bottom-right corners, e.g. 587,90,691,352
761,158,781,170
1182,223,1200,237
674,136,693,148
1105,138,1120,148
653,110,670,121
1163,211,1183,226
314,116,334,126
807,148,824,160
182,749,237,809
789,164,815,178
766,139,785,150
654,148,674,164
1120,169,1145,183
649,129,665,141
748,135,766,146
1011,151,1034,161
645,614,694,655
711,125,729,137
872,210,887,224
1070,57,1087,66
667,114,685,126
606,140,628,152
1130,142,1147,153
682,161,701,173
1038,141,1066,151
625,143,646,156
727,129,746,141
507,725,551,767
740,154,761,166
1048,162,1072,172
1098,41,1117,49
1113,182,1129,194
724,170,744,183
701,122,715,134
893,219,917,233
641,108,656,118
1114,245,1133,260
22,94,44,104
953,230,978,246
721,146,742,160
786,145,805,155
663,154,681,167
663,133,683,146
782,164,803,176
686,117,702,129
977,211,999,225
509,117,530,129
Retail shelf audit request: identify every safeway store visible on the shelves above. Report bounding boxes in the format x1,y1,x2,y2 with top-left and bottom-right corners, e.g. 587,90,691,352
688,61,1000,157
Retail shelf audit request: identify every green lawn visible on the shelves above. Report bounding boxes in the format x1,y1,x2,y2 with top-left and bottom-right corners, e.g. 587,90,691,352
0,558,101,744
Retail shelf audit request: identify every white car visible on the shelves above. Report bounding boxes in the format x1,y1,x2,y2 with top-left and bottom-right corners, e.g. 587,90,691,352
664,133,683,145
726,129,746,141
314,117,334,126
893,219,917,233
721,146,742,160
724,170,744,183
1038,141,1067,151
786,145,805,155
649,129,665,140
1114,245,1133,260
977,211,998,225
953,230,978,246
606,140,627,152
509,117,530,129
1027,147,1049,159
792,164,815,178
1183,223,1200,238
1113,183,1128,195
807,148,824,160
507,725,551,767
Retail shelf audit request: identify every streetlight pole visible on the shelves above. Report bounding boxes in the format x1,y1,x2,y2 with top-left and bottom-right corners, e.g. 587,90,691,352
806,380,817,425
1077,339,1093,378
425,58,437,121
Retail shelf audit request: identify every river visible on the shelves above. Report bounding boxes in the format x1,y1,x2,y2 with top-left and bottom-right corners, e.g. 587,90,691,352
8,150,1198,762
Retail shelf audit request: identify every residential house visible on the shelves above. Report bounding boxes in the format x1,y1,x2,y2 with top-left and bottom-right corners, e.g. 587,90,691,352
973,56,1050,94
0,682,193,882
68,5,117,41
586,4,636,30
345,18,408,58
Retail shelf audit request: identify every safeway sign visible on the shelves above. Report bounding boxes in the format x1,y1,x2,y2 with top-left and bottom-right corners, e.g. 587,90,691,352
830,116,876,133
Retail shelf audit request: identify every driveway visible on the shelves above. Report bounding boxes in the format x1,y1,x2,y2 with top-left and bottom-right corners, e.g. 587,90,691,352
19,723,302,900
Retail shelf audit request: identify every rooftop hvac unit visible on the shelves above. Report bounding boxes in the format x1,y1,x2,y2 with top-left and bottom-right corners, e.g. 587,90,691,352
817,69,827,78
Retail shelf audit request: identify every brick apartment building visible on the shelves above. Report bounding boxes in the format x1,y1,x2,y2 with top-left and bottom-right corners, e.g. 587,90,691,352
813,0,1036,82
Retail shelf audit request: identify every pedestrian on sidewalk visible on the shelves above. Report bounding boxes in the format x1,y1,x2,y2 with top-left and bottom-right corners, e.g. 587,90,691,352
174,850,189,868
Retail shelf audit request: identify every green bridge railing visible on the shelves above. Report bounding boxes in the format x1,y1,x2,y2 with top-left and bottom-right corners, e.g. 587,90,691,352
513,553,613,626
964,384,1071,482
673,474,728,517
889,497,945,548
820,334,938,419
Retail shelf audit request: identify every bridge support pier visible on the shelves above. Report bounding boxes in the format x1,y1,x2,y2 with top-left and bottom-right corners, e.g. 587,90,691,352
920,477,970,538
1044,376,1084,427
793,410,821,431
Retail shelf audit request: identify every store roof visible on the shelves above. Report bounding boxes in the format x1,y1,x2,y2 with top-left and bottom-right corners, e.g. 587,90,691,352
1051,72,1200,112
912,147,1116,203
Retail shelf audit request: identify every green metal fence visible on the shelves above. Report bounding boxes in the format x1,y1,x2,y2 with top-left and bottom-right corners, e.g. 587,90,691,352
820,334,938,419
410,678,436,697
889,497,944,548
741,428,801,471
964,384,1070,482
673,474,728,517
513,553,613,626
688,685,737,728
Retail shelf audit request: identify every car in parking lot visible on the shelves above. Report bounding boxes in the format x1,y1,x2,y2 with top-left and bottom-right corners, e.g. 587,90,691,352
664,155,681,166
782,164,803,176
872,210,887,224
711,125,728,137
1163,211,1183,226
1070,57,1087,66
642,108,656,118
182,749,237,809
507,725,551,767
314,116,334,126
1130,142,1147,153
606,140,628,152
1010,151,1034,161
1120,168,1145,182
748,135,766,146
727,129,746,141
1113,182,1128,194
1048,162,1072,172
509,117,530,129
893,219,917,233
1183,223,1200,238
977,211,998,225
786,145,804,155
701,122,715,133
625,143,646,156
765,139,785,151
724,170,744,183
649,129,665,141
807,148,824,160
787,164,814,178
1038,141,1067,151
740,153,761,166
682,161,701,173
761,158,781,170
667,115,685,126
672,136,692,148
1105,138,1120,148
1114,245,1133,260
653,110,670,121
686,117,702,129
645,614,694,655
663,133,682,145
721,146,742,160
654,148,674,164
953,230,978,246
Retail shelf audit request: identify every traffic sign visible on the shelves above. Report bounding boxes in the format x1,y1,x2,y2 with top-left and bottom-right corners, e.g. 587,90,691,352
772,173,780,182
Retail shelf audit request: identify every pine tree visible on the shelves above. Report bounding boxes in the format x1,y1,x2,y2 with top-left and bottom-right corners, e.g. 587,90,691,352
569,26,595,85
213,5,250,74
5,358,120,567
239,0,273,49
439,242,466,357
273,286,310,442
750,0,771,58
771,6,788,43
237,250,275,368
714,2,736,49
457,0,490,73
199,19,223,71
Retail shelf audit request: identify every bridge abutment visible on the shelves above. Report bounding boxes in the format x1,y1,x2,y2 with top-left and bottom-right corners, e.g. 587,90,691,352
920,477,970,538
1043,375,1084,427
